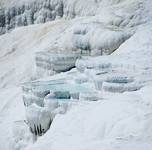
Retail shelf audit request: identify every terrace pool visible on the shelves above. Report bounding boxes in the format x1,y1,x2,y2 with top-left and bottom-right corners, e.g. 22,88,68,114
31,82,92,93
22,79,93,100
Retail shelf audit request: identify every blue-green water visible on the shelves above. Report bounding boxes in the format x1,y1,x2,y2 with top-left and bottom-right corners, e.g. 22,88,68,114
32,82,91,93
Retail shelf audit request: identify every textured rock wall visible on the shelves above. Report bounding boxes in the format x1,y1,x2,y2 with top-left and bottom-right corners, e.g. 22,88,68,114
0,0,146,35
0,0,64,34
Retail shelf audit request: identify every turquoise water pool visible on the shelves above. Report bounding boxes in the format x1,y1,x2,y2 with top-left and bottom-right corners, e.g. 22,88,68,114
31,82,91,93
23,79,92,93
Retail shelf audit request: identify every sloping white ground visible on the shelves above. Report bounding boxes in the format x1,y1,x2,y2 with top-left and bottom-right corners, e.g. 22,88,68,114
0,0,152,150
113,23,152,69
0,20,70,88
0,87,25,150
25,86,152,150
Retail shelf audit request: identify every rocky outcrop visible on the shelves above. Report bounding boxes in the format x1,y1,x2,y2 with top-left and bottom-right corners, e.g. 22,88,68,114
35,51,81,77
0,0,64,34
0,0,147,35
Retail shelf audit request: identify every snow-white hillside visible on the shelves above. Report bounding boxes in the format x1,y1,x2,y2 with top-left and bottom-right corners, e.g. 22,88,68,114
1,0,152,87
0,0,152,150
26,86,152,150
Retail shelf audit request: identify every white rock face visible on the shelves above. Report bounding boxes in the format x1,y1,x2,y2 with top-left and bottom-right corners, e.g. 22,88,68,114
0,0,150,36
57,21,133,55
25,104,52,136
0,0,64,34
35,51,81,77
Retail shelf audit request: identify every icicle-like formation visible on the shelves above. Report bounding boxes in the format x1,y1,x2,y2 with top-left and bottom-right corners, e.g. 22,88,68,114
26,104,52,136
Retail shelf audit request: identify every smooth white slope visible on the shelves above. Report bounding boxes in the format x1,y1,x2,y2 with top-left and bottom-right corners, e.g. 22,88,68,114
25,86,152,150
113,23,152,69
0,0,152,150
0,20,69,88
0,88,25,150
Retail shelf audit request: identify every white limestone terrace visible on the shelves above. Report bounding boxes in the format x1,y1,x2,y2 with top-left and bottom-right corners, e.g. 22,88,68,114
0,0,152,88
0,0,152,150
16,22,152,150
